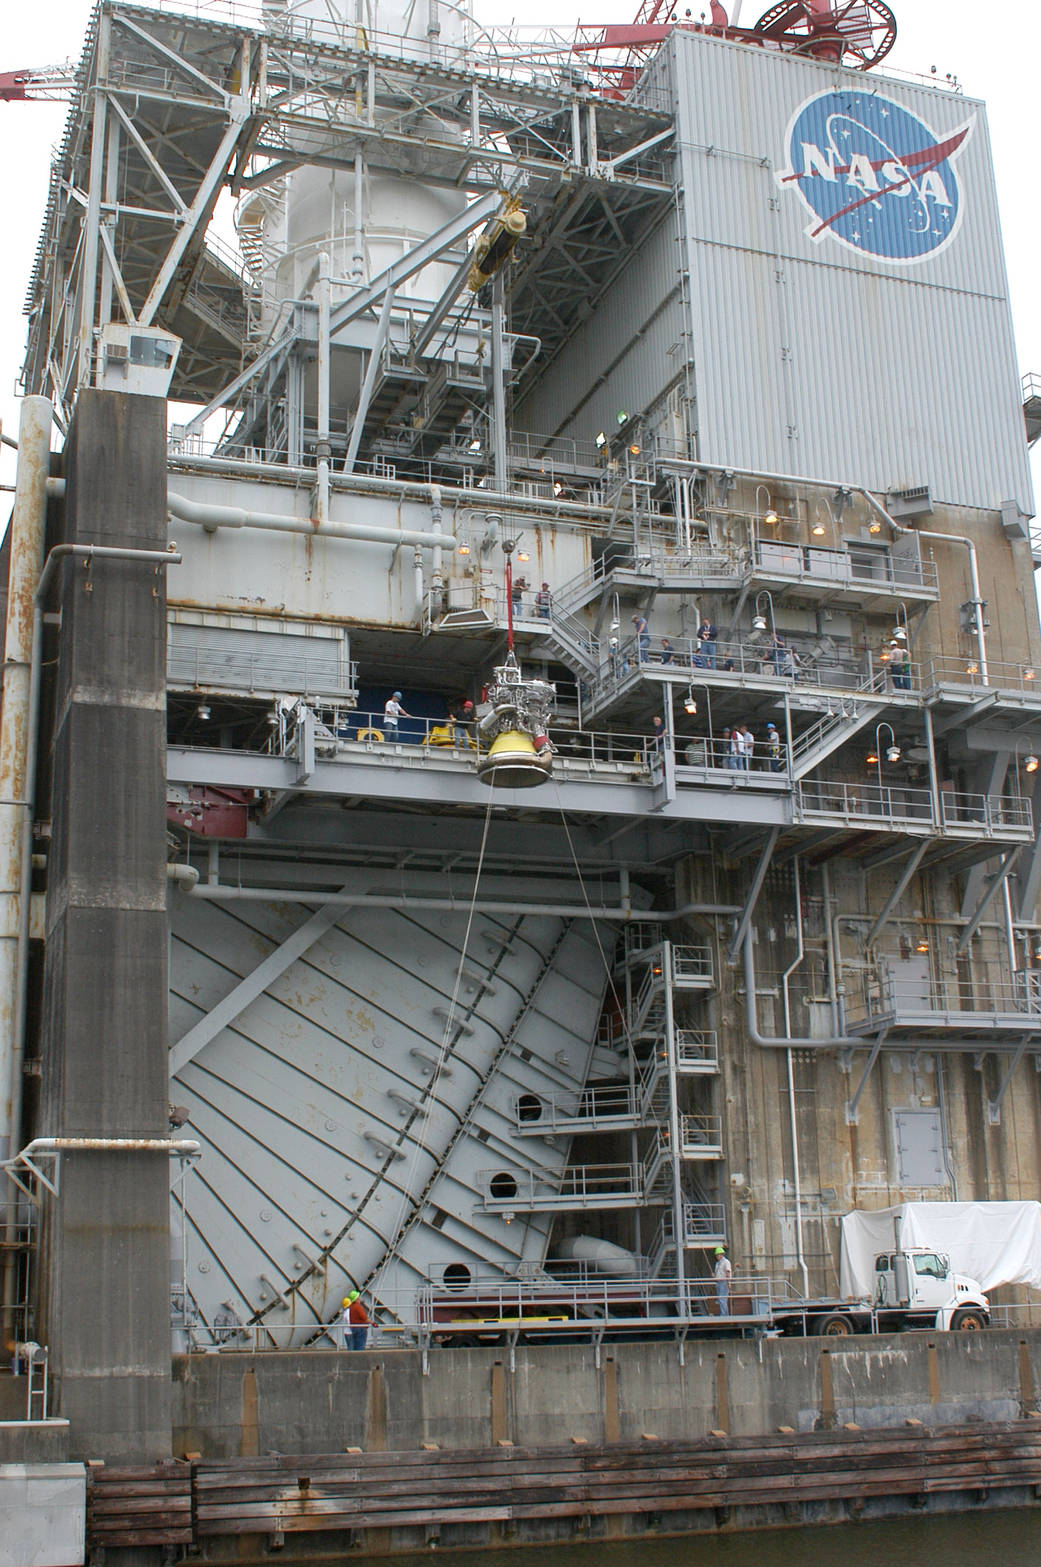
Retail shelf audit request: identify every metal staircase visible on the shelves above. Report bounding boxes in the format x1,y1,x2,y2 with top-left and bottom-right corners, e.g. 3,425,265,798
788,685,887,779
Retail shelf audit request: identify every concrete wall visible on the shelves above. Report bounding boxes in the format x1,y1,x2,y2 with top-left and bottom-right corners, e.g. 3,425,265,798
171,1330,1039,1458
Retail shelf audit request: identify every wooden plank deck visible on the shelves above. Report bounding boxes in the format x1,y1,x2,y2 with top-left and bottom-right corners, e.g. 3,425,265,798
86,1423,1041,1549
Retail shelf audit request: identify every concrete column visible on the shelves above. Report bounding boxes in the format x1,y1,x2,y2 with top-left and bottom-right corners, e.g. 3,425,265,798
38,388,171,1463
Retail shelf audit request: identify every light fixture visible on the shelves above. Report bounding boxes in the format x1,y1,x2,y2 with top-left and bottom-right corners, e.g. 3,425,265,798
1026,754,1040,774
468,437,482,452
553,482,563,495
1026,668,1036,681
891,626,907,641
595,430,607,449
629,443,641,456
752,590,774,639
197,702,211,721
866,750,879,766
266,709,279,726
879,647,891,663
868,519,882,534
684,689,697,715
966,661,979,675
874,720,898,772
811,518,827,537
754,484,777,530
752,614,766,633
517,550,530,562
616,409,629,426
915,936,930,954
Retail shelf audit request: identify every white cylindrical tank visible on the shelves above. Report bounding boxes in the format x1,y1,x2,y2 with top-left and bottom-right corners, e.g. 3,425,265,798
242,0,474,343
556,1236,641,1277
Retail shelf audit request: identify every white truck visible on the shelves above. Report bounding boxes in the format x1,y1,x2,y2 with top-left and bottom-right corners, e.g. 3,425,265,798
769,1246,990,1337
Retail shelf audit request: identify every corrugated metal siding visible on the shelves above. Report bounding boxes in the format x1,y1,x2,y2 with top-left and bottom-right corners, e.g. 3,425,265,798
672,31,1033,512
516,215,685,439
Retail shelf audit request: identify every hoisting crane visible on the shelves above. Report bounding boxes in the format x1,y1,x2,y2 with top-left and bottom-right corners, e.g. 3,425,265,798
573,0,896,97
0,63,77,102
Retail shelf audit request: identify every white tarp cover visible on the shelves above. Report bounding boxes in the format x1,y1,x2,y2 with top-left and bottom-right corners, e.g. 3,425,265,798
840,1202,1041,1299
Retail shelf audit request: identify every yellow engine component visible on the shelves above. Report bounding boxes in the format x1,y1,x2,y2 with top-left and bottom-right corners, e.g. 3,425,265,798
467,205,527,293
476,729,551,789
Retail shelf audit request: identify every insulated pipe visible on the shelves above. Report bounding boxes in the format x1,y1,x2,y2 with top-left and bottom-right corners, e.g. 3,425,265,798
884,512,989,684
743,932,862,1050
429,482,444,591
10,1137,201,1158
414,548,424,621
167,453,608,523
166,490,453,550
166,863,200,890
0,397,50,1168
314,251,331,525
780,861,809,1295
350,152,365,284
185,885,741,920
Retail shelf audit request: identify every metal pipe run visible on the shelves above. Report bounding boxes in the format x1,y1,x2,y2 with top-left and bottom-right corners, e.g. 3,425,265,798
743,931,862,1050
184,884,742,921
13,1137,201,1156
662,453,990,682
166,489,454,549
167,453,608,525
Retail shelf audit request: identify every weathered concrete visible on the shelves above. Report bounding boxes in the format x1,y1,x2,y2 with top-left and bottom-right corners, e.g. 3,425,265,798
0,1421,70,1465
171,1330,1041,1458
37,389,171,1464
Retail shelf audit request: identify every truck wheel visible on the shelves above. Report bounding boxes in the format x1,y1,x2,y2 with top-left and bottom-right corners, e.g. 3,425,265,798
815,1313,855,1336
951,1308,987,1331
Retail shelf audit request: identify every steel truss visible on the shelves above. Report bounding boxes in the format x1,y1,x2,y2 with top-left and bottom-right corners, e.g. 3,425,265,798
23,0,674,461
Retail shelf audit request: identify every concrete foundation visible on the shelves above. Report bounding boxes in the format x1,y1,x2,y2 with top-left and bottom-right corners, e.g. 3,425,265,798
171,1330,1041,1457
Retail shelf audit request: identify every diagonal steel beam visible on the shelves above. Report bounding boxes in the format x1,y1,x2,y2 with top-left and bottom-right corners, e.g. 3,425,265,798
845,1028,889,1125
986,1037,1035,1125
864,840,929,949
116,13,230,104
343,285,395,474
169,887,355,1077
139,105,252,326
328,188,501,336
107,93,188,216
956,847,1024,955
726,826,779,965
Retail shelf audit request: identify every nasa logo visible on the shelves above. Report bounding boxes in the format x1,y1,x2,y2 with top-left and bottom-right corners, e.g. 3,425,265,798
778,90,975,264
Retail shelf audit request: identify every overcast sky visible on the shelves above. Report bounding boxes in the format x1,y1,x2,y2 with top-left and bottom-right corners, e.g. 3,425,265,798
1,0,1038,500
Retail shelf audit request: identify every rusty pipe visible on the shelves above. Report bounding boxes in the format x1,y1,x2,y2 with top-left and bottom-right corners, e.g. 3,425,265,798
0,397,51,1168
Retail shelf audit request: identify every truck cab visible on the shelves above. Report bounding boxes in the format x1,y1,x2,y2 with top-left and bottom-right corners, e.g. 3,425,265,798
873,1249,989,1330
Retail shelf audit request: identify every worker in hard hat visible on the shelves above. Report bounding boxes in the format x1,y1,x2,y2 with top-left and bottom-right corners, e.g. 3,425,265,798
338,1290,370,1350
713,1245,732,1317
382,691,409,740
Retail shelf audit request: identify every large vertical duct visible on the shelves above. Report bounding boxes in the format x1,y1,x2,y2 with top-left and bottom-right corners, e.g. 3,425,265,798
37,388,172,1462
